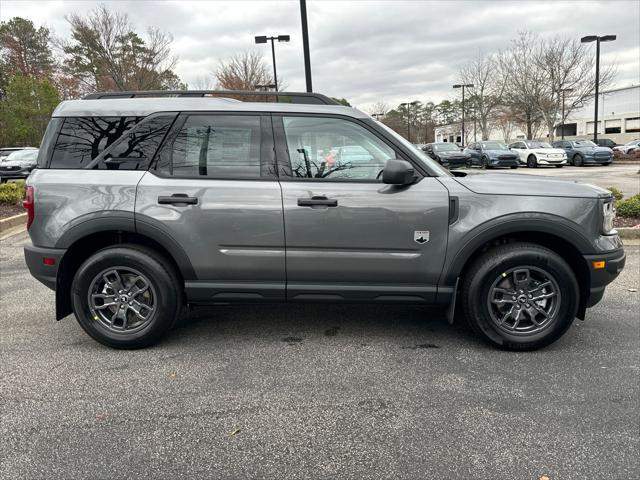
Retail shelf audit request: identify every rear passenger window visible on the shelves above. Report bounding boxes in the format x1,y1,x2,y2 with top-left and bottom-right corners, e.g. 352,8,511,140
156,115,262,178
93,115,176,170
50,117,141,168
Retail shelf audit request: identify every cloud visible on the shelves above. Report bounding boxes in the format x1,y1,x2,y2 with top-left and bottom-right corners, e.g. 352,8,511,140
1,0,638,110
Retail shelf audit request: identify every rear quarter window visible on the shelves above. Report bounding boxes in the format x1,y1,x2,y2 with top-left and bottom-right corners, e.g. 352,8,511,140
50,116,142,168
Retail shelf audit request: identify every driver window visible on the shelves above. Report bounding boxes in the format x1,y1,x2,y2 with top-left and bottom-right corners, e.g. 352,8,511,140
281,116,397,180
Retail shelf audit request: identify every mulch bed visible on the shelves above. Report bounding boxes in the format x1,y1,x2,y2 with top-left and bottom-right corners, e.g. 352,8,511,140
615,216,640,228
0,203,24,219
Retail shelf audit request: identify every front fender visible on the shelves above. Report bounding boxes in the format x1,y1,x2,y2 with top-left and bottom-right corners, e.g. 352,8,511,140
440,212,594,287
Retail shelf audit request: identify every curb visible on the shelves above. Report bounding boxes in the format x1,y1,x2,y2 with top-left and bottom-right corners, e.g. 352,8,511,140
0,212,26,234
618,227,640,240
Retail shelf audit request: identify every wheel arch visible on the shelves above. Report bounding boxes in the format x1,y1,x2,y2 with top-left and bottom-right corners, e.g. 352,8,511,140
55,223,196,320
444,220,592,320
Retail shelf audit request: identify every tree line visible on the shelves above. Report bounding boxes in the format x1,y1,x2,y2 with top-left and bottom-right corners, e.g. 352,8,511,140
374,31,615,144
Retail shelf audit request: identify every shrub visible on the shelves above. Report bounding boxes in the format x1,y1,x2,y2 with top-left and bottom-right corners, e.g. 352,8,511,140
616,195,640,218
0,180,25,205
607,186,624,201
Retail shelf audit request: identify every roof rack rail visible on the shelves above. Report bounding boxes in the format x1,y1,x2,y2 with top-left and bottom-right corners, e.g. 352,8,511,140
82,90,340,105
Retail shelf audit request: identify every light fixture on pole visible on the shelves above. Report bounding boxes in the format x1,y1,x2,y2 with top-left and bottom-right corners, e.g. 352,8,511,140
400,101,419,142
581,34,616,142
255,34,290,92
453,83,473,148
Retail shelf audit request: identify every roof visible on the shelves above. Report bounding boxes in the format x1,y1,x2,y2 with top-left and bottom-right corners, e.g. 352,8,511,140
52,97,369,119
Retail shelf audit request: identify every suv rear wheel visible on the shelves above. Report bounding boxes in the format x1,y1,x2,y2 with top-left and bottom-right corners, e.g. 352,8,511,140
71,245,182,349
462,243,578,350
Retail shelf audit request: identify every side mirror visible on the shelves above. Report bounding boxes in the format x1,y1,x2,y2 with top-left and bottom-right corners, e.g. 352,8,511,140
383,159,415,185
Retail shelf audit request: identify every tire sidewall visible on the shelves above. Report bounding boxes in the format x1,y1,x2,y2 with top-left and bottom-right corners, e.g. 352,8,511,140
527,155,537,168
467,248,578,349
71,247,179,348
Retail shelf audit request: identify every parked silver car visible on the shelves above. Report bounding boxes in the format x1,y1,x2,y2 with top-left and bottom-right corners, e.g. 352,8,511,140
24,91,625,350
0,148,39,182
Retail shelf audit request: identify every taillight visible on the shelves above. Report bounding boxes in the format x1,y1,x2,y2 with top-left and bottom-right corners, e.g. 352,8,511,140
23,185,34,229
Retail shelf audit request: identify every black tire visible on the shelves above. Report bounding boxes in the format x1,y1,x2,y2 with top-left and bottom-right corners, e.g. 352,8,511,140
71,244,182,349
527,155,537,168
481,156,490,169
555,165,564,168
510,165,518,169
573,154,584,167
462,243,578,351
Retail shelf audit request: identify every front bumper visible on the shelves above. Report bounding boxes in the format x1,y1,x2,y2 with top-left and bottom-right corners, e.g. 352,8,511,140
489,158,519,167
583,247,626,307
24,244,66,290
537,158,567,165
584,156,612,164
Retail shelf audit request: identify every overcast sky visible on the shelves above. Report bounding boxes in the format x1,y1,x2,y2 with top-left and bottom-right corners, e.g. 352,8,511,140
1,0,638,110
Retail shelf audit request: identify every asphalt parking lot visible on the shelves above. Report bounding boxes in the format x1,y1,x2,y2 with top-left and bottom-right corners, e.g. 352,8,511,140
1,229,639,479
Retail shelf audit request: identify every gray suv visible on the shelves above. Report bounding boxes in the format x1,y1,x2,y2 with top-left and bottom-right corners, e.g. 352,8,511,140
24,91,625,350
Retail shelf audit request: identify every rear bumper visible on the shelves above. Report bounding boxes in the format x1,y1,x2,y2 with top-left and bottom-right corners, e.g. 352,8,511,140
583,247,626,308
24,244,65,290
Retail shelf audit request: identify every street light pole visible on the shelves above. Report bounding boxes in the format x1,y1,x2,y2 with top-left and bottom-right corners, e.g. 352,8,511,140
581,34,616,142
453,83,473,148
255,34,290,92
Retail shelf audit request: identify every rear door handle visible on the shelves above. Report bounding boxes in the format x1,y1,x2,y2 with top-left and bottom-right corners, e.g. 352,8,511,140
158,194,198,205
297,196,338,208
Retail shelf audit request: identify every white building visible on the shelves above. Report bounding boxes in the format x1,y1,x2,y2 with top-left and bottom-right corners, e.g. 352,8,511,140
434,84,640,144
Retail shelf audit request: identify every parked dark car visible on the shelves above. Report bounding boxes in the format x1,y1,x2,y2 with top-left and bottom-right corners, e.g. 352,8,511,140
552,140,613,166
596,138,619,148
464,141,519,169
423,142,470,168
0,149,39,182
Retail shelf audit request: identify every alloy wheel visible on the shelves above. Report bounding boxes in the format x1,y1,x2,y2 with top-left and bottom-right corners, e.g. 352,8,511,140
88,267,157,333
486,266,561,336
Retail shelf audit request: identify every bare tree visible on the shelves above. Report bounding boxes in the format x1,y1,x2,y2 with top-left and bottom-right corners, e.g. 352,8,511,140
367,101,390,116
460,51,504,140
215,51,275,90
534,36,616,140
497,32,546,140
191,74,216,90
62,5,181,92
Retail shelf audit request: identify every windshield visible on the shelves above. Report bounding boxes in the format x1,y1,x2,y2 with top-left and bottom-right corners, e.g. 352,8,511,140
432,143,459,152
481,142,506,150
5,149,38,161
573,140,597,147
376,122,451,176
526,141,552,149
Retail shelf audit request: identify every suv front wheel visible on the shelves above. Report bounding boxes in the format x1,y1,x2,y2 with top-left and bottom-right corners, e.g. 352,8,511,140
462,243,578,350
71,245,182,349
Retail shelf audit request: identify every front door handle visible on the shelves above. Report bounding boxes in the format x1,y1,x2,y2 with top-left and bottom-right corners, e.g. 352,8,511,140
158,194,198,205
297,196,338,208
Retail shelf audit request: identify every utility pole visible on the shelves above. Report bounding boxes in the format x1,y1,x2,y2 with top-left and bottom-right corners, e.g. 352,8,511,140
300,0,313,92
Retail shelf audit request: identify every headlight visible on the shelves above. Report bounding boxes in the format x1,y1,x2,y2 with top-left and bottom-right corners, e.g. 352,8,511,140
603,200,616,234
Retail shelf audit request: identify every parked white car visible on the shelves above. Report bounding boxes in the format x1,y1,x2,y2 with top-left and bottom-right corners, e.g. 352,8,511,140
508,140,567,168
613,139,640,155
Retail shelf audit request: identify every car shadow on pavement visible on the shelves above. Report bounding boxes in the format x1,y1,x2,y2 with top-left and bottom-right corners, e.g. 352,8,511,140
166,303,481,349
